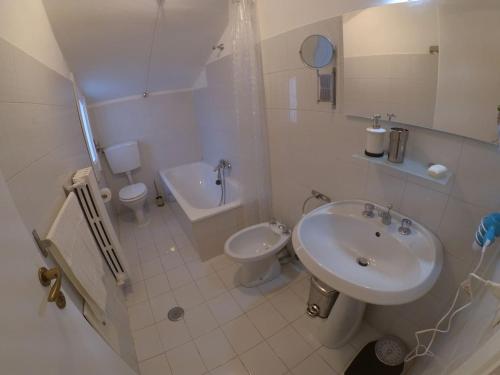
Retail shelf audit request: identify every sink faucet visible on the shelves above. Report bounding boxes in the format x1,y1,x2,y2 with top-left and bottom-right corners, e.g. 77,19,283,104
378,204,393,225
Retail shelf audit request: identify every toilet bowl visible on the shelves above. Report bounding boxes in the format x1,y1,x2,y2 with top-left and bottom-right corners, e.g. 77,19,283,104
119,182,148,226
224,222,291,287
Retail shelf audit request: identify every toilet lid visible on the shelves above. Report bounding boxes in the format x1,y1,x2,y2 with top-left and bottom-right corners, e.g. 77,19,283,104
119,183,147,201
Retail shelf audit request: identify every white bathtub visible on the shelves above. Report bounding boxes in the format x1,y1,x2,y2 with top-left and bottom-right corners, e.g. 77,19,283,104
159,162,243,260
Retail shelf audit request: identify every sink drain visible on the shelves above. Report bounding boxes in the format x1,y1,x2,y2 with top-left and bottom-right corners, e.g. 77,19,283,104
357,257,369,267
168,306,185,321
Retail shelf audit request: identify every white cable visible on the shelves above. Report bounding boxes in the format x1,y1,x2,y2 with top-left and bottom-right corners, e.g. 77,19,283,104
405,240,491,362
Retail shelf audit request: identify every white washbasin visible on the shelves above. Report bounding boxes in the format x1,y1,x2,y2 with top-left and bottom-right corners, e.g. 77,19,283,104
292,200,443,305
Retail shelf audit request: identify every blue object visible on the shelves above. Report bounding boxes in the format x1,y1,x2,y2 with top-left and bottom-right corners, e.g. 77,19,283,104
475,213,500,247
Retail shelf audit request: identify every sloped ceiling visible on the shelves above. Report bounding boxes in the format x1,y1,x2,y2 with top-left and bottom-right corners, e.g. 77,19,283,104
43,0,228,104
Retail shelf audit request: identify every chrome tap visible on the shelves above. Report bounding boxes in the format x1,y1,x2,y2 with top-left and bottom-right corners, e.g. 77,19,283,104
213,159,231,172
214,159,231,206
378,204,393,225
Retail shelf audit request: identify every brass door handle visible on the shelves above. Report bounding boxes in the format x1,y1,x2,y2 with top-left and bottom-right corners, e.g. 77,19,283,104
38,267,66,309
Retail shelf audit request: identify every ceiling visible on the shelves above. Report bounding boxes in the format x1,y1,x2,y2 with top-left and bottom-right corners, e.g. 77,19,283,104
43,0,228,104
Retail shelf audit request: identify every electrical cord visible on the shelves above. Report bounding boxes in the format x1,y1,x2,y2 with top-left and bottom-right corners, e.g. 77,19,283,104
405,240,491,362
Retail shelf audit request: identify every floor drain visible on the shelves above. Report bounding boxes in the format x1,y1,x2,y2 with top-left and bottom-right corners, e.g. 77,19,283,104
357,257,369,267
168,306,185,321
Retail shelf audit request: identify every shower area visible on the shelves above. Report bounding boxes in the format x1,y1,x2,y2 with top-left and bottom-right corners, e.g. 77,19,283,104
158,0,271,260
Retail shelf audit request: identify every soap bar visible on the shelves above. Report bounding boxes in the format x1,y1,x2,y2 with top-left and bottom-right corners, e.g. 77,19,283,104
428,164,448,179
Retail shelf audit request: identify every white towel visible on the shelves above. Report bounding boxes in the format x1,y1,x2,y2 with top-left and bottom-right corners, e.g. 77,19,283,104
47,192,107,321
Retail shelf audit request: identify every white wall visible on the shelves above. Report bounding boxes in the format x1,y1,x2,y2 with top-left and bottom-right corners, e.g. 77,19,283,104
90,91,202,212
0,0,70,77
256,0,401,40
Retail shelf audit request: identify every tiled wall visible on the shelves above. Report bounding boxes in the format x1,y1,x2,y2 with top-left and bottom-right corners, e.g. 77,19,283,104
193,56,240,181
261,16,500,346
89,91,202,212
0,37,90,236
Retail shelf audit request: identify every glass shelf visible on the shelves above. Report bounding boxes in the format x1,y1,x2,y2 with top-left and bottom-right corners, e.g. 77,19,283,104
352,153,452,186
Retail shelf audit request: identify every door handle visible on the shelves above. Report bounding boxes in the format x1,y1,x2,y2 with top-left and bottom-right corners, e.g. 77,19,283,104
38,267,66,309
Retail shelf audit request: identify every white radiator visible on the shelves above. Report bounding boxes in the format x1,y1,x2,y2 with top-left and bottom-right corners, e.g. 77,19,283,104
69,167,129,285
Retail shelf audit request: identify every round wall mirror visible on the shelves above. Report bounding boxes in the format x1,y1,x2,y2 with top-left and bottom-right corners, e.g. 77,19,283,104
299,35,335,68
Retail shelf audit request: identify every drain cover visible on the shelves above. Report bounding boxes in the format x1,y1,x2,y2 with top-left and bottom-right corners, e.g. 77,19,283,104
357,257,369,267
168,306,185,321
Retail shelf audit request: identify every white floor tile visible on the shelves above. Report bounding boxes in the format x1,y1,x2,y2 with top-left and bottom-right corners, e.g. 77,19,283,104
186,260,215,279
196,273,227,300
207,292,243,325
291,315,322,350
166,265,193,289
291,353,335,375
141,259,164,279
216,264,241,289
139,354,172,375
230,286,266,311
178,244,201,263
133,325,164,361
317,344,357,374
267,326,315,368
247,301,288,338
166,341,207,375
125,281,149,307
149,291,178,322
257,274,292,297
239,341,287,375
128,263,144,284
156,319,191,352
145,273,171,298
172,282,205,309
222,315,263,354
161,251,185,271
210,358,249,375
269,289,305,322
129,301,155,331
138,242,160,264
289,277,310,303
195,328,236,370
184,303,219,338
209,254,235,271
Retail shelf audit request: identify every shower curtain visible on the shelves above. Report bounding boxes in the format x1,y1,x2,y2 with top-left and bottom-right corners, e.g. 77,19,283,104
232,0,272,224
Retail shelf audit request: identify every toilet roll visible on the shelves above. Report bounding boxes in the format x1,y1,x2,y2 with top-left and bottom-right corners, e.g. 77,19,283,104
100,188,112,203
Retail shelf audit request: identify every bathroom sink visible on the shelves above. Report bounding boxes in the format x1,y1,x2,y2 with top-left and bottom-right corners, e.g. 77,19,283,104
292,200,442,305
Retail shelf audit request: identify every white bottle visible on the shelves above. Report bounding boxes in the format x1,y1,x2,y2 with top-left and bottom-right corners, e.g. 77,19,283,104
365,114,386,158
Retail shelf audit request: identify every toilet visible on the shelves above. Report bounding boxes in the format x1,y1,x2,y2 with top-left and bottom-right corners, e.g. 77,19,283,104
104,141,148,226
224,222,291,287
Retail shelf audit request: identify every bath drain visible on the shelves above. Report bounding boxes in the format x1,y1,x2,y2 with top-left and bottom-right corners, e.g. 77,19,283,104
357,257,369,267
168,306,185,321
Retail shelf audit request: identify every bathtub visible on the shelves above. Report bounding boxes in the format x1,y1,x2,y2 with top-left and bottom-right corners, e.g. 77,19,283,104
159,162,243,260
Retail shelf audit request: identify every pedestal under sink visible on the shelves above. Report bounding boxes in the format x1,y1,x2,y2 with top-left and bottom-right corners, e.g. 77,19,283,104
292,200,443,348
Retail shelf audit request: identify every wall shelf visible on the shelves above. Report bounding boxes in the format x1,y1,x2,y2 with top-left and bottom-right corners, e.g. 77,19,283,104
352,153,452,186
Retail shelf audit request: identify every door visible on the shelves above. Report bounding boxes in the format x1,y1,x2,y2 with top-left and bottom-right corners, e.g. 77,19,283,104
0,169,136,375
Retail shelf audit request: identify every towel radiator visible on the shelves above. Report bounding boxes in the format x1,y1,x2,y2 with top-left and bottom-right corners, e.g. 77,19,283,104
68,167,129,285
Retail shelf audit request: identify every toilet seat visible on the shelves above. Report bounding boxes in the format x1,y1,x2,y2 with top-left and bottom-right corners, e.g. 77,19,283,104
119,183,147,202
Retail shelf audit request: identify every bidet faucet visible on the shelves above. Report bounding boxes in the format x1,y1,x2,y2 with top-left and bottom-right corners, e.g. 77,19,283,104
378,204,393,225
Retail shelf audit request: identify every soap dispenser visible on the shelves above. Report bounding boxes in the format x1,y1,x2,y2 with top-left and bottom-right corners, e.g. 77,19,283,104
365,114,386,158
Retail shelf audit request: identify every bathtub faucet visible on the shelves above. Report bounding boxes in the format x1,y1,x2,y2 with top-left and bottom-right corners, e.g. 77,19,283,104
214,159,231,206
214,159,231,172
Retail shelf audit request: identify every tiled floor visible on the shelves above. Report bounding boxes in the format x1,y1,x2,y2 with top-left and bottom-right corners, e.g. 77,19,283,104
119,204,380,375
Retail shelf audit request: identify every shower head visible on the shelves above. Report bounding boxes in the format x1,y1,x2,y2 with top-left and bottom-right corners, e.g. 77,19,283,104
475,213,500,247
